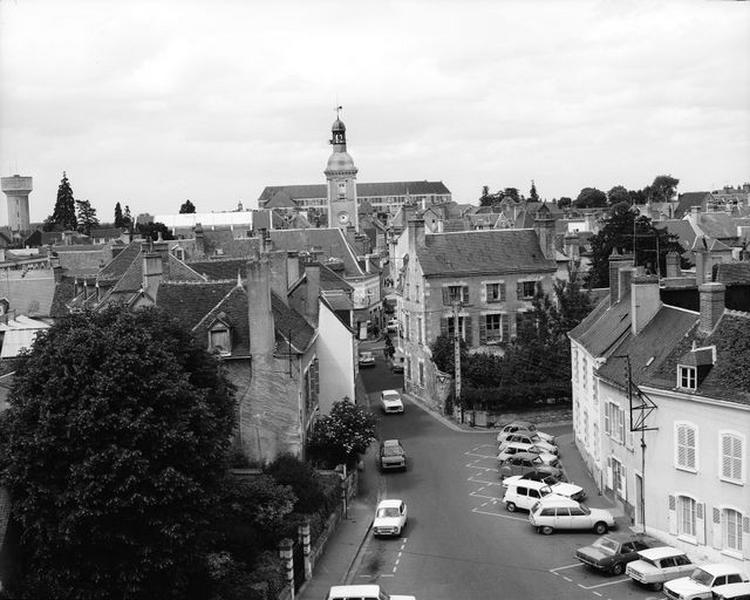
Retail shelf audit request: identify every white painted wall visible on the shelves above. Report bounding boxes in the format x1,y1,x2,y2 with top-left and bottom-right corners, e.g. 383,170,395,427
316,301,356,414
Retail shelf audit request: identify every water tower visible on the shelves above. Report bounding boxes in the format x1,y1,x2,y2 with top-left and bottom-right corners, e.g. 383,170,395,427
1,174,32,232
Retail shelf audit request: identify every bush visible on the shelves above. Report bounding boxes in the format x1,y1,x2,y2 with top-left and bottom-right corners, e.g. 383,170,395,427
461,380,571,412
264,454,326,514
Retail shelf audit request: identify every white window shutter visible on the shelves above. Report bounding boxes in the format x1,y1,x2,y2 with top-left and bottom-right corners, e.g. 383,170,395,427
676,425,686,467
668,495,677,535
480,283,486,303
732,436,743,480
743,516,750,560
606,457,613,490
712,507,723,550
722,435,732,478
686,427,696,469
696,502,706,545
619,466,627,501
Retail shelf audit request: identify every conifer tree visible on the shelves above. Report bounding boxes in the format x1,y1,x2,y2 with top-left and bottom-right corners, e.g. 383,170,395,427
51,171,77,230
75,199,99,236
529,180,539,202
114,202,124,228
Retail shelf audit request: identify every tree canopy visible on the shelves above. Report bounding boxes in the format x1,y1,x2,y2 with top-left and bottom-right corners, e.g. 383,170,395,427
307,400,377,467
529,181,539,202
75,199,99,236
136,221,174,241
606,185,630,206
0,307,237,599
44,172,78,231
180,199,196,214
574,187,607,208
648,174,679,203
114,202,124,228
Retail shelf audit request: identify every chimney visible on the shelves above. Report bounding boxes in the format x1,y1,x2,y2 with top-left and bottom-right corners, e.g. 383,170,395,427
53,265,64,284
666,251,681,278
142,252,164,297
407,218,425,255
268,250,289,305
698,282,725,334
618,266,636,303
286,252,300,287
533,207,556,261
608,252,633,306
564,233,579,261
194,223,205,258
694,238,709,285
247,255,275,356
631,274,660,335
304,263,320,324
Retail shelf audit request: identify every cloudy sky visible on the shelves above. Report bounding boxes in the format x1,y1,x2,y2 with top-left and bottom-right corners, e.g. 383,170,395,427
1,0,748,226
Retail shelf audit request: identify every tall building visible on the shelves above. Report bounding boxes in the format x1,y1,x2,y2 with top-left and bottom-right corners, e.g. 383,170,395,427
324,109,359,231
1,174,32,232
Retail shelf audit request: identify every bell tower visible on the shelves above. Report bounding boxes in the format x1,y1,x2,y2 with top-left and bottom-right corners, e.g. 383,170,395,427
324,107,359,231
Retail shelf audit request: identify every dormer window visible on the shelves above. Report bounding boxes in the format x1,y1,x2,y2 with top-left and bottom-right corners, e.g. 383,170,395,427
678,365,696,390
208,315,232,356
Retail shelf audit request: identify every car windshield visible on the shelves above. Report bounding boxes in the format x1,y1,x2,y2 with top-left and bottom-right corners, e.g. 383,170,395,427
592,537,618,554
578,505,591,515
377,507,400,518
383,446,403,456
382,392,399,400
689,568,714,586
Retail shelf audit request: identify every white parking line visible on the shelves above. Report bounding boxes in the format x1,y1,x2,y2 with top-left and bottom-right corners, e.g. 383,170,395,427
470,492,502,501
592,592,602,597
549,563,584,573
579,578,631,590
471,508,528,522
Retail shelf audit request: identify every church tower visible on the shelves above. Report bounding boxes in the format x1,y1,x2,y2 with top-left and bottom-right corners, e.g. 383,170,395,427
324,108,359,231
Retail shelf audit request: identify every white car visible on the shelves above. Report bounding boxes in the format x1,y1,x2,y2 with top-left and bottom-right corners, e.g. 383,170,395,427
386,318,400,333
502,476,585,512
358,351,376,367
327,584,415,600
497,442,559,467
496,421,555,445
528,495,615,535
626,546,697,591
663,564,749,600
497,432,558,455
381,389,404,414
373,499,407,537
712,582,750,600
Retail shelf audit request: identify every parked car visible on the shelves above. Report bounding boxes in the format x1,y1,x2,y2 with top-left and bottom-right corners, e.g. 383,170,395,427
386,318,400,333
372,499,407,537
664,564,749,600
327,584,415,600
498,453,565,481
502,476,585,512
380,389,404,414
379,439,407,471
497,432,558,455
712,582,750,600
497,442,559,467
497,421,555,444
528,495,615,535
575,532,658,576
626,546,698,591
358,351,376,367
518,470,564,485
390,350,405,373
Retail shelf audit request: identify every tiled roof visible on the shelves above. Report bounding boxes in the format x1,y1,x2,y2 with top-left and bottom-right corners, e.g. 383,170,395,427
320,264,354,292
157,281,238,330
188,258,249,281
442,218,468,232
269,228,363,277
695,212,739,240
416,229,556,277
660,219,697,250
568,293,631,357
97,241,142,283
191,285,251,356
595,305,698,388
272,293,315,353
715,262,750,284
674,192,710,219
258,181,451,205
0,272,57,318
266,190,297,208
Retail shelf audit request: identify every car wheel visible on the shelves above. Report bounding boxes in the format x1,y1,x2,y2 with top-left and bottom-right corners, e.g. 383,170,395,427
610,562,624,576
505,502,517,512
593,521,608,535
651,582,663,592
395,527,401,537
540,526,554,535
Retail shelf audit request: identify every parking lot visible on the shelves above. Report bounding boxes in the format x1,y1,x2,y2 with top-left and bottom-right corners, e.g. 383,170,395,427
464,442,667,600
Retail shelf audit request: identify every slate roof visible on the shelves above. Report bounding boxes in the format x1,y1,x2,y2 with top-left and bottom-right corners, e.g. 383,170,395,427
694,212,739,241
660,219,697,250
258,180,451,205
269,228,364,277
415,229,556,277
320,264,354,292
191,284,251,357
157,281,239,330
272,293,315,353
49,277,75,318
188,258,249,281
97,241,142,283
715,262,750,284
568,293,632,357
265,190,297,209
0,271,57,318
674,192,710,219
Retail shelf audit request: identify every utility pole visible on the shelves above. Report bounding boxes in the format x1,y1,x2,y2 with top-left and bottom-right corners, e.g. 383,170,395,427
453,300,462,422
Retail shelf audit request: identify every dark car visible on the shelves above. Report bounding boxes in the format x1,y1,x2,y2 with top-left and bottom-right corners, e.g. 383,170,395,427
498,453,565,481
519,470,564,485
379,439,407,471
575,533,659,576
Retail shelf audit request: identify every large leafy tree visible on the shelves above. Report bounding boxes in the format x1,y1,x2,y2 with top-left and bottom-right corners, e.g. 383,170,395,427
180,199,196,214
648,174,679,203
574,187,607,208
75,199,99,235
307,400,377,467
585,202,686,288
0,307,236,600
607,185,630,206
136,221,174,241
44,171,78,231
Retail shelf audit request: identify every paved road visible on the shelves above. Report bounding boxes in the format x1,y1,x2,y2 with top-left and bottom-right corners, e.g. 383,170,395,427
355,354,664,600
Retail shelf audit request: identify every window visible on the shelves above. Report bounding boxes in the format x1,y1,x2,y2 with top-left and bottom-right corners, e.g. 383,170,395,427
604,401,611,435
678,365,696,390
592,378,598,405
518,280,536,299
415,283,420,303
605,402,625,444
720,433,744,483
486,282,506,303
723,508,743,553
573,348,578,382
677,495,697,537
417,316,423,344
405,314,410,341
593,423,600,460
675,423,697,472
444,285,469,305
612,457,625,499
337,181,346,198
446,316,466,341
209,327,231,356
484,314,503,343
581,357,588,391
406,357,412,381
418,362,425,387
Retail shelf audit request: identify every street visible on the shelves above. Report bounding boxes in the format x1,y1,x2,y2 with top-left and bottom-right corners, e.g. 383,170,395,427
354,351,666,600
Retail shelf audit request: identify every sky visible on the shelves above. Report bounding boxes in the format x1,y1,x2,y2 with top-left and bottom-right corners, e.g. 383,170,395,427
0,0,749,226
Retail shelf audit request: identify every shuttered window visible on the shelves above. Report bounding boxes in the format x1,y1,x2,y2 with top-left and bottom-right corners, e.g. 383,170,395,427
209,327,231,356
483,314,503,344
720,433,743,482
677,495,697,537
443,285,469,306
486,282,506,303
723,509,743,552
675,423,697,471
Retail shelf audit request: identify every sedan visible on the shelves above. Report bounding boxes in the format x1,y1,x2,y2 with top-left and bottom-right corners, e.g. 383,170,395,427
626,546,697,591
358,351,376,367
499,432,558,455
497,421,555,444
373,499,407,537
380,389,404,414
498,453,565,481
497,442,558,467
529,496,616,535
575,533,658,576
379,439,407,471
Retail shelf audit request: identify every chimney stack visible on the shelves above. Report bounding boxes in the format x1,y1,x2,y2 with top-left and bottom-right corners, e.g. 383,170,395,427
666,251,681,278
304,263,321,325
618,266,636,303
631,274,660,335
407,218,425,255
268,250,289,305
142,252,164,298
608,252,633,306
194,223,205,258
247,255,275,356
698,282,725,334
533,206,556,261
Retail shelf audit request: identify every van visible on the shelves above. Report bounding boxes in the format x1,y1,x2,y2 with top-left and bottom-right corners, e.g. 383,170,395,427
502,476,585,512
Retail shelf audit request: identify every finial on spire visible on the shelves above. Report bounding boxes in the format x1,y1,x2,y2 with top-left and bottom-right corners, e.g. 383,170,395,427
335,105,342,119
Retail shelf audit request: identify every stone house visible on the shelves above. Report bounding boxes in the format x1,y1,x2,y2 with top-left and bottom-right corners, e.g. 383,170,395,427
570,259,750,571
397,216,557,412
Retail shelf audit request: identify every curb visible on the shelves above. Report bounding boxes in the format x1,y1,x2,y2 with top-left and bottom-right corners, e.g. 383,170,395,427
343,517,373,585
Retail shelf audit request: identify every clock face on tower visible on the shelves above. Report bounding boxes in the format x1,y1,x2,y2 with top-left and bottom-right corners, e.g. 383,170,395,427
337,211,350,225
